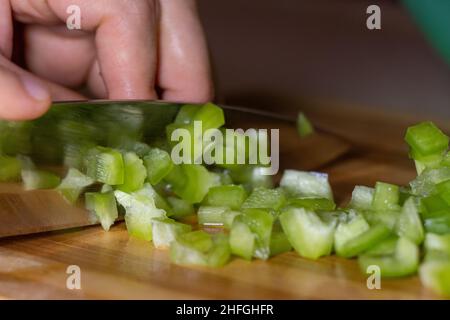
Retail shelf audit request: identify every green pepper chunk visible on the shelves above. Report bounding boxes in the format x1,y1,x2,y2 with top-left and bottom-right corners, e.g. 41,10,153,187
371,182,400,211
203,184,247,210
85,191,118,231
280,207,336,260
143,148,173,185
84,146,124,185
296,112,314,137
151,217,191,249
241,187,286,211
0,155,21,182
116,152,147,193
405,121,449,157
170,231,230,267
359,237,419,278
57,168,95,204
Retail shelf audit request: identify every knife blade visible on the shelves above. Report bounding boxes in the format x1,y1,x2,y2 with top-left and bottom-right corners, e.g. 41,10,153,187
0,100,351,238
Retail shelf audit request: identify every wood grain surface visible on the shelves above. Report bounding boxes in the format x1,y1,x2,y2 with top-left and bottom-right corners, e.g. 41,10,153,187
0,104,446,300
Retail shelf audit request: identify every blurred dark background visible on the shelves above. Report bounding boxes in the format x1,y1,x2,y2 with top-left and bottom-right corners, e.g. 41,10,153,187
198,0,450,119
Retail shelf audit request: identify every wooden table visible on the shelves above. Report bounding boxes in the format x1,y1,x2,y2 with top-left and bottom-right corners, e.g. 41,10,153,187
0,103,447,299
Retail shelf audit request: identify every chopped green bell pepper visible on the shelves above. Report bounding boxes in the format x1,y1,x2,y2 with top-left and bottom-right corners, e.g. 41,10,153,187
280,170,333,200
143,148,173,185
359,237,419,278
280,207,336,260
405,121,449,157
0,155,21,182
21,169,61,190
116,152,147,193
85,191,118,231
203,184,247,210
151,217,191,249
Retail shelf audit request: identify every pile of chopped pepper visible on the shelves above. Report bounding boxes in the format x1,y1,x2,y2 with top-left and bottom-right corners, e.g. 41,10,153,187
0,104,449,298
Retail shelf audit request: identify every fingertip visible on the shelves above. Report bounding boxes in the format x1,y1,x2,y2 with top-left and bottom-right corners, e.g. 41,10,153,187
19,74,51,117
162,82,214,104
0,68,51,120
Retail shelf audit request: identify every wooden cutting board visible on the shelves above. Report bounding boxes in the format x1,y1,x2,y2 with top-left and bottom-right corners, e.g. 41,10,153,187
0,104,445,299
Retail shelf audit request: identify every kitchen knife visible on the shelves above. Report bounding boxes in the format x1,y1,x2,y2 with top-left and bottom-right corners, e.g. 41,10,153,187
0,100,350,238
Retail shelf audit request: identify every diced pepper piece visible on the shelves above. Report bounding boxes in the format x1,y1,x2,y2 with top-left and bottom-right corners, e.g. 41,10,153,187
412,152,445,175
395,197,424,245
420,261,450,297
424,233,450,256
410,167,450,197
170,231,230,267
334,210,370,257
166,164,220,204
279,207,336,260
84,146,124,185
116,152,147,193
229,221,255,260
21,169,61,190
371,182,400,211
424,214,450,235
229,165,274,190
203,185,247,210
143,148,173,185
170,231,211,266
363,235,399,256
198,206,229,226
123,141,151,158
280,170,333,200
114,185,166,241
241,187,286,210
167,196,195,218
101,184,113,193
145,184,171,212
191,102,225,131
220,210,241,229
151,217,191,249
436,180,450,206
297,112,314,137
287,197,336,211
85,191,118,231
336,224,392,258
420,194,450,218
442,152,450,167
362,209,400,230
405,121,449,157
349,186,374,210
436,179,450,194
57,168,95,204
399,187,412,206
269,230,292,256
231,208,274,260
359,237,419,278
174,104,200,125
0,155,21,182
207,234,231,267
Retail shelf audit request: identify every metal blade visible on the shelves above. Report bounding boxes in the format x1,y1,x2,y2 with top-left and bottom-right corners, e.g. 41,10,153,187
0,100,351,238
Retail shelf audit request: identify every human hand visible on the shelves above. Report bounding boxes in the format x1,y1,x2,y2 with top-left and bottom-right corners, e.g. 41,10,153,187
0,0,213,120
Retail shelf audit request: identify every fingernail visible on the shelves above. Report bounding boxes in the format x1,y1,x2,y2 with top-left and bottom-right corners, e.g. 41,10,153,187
20,75,50,101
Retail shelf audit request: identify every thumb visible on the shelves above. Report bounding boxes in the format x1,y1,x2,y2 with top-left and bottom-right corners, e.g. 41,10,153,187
0,66,51,120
